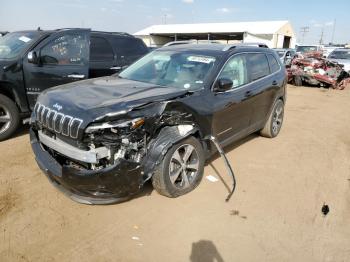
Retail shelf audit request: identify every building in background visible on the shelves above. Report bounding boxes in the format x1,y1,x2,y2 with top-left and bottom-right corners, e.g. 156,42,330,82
134,20,296,48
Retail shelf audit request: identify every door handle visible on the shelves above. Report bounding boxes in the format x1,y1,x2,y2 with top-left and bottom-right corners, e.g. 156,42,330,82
67,74,85,79
110,66,121,70
245,90,252,97
272,80,278,86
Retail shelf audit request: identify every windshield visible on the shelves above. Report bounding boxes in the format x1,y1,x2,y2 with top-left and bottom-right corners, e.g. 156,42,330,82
328,50,350,60
0,32,40,59
296,46,318,53
119,50,217,90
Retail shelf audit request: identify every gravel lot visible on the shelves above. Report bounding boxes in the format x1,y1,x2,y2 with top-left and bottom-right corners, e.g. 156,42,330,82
0,85,349,262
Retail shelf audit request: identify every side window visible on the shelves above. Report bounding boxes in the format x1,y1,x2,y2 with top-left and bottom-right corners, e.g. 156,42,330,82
90,37,114,62
115,38,147,56
267,54,281,73
218,54,248,89
246,53,270,81
40,34,87,65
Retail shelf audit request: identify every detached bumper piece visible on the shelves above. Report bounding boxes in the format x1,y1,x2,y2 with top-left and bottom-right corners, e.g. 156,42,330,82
30,128,143,205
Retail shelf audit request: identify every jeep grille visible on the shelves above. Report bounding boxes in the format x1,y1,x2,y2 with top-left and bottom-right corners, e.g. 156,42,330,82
34,103,83,139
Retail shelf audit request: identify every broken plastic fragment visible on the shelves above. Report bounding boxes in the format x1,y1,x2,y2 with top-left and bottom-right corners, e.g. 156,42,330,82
206,175,219,182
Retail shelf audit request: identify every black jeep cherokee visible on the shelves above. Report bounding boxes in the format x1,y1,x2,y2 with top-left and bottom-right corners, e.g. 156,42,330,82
30,44,286,204
0,29,148,141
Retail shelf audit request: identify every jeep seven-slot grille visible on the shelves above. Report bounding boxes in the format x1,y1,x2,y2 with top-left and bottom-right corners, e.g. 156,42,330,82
34,103,83,139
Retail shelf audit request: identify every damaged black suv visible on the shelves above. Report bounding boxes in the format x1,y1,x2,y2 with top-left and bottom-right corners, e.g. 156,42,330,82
30,44,286,204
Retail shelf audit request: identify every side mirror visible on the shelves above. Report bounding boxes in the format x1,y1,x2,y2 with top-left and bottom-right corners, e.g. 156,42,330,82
27,51,38,64
213,78,233,92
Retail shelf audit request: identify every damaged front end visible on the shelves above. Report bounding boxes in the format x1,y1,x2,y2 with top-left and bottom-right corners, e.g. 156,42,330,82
30,100,200,204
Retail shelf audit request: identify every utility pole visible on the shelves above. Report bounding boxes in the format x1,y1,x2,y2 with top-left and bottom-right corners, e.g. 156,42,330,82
300,26,309,44
319,27,324,45
331,19,336,44
163,14,167,24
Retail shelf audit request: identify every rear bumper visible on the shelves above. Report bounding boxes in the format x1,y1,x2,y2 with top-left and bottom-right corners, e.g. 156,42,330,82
30,128,143,205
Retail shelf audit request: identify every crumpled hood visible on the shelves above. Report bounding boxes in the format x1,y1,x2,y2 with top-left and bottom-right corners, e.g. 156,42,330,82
37,76,189,126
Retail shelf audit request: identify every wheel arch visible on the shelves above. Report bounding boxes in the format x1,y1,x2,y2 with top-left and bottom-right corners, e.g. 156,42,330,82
0,81,21,109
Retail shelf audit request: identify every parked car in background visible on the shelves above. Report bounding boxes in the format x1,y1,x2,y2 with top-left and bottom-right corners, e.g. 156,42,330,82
0,29,148,141
296,45,323,54
327,48,350,72
323,46,341,58
273,48,295,66
30,43,287,204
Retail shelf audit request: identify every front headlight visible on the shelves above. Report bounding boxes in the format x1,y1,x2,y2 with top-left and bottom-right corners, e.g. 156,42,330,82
85,118,145,133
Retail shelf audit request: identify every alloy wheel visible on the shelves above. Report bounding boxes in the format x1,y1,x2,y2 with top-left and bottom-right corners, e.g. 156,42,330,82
0,105,11,135
168,144,200,189
272,103,284,135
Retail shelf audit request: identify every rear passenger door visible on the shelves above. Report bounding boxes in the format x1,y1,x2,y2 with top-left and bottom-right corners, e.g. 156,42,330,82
89,36,116,78
247,53,281,127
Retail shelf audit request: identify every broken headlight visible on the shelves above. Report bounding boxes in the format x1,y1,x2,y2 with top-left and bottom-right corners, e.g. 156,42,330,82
85,118,145,133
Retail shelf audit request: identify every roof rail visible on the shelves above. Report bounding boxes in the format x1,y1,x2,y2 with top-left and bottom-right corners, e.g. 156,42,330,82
163,40,222,47
163,40,197,47
222,42,269,51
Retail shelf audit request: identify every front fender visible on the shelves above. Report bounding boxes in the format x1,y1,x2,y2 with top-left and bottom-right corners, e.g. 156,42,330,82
142,125,198,178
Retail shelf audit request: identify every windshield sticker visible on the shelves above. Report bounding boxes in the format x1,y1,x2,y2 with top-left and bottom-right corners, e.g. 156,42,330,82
187,56,215,64
19,36,31,43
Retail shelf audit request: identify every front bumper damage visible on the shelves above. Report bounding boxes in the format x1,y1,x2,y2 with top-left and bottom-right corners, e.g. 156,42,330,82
30,129,143,204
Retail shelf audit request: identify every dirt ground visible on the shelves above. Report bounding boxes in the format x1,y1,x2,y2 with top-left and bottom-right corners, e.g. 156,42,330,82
0,85,349,262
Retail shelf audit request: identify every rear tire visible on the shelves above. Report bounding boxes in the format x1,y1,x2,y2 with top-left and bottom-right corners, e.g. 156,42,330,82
294,75,303,86
260,99,284,138
0,94,20,141
152,136,205,198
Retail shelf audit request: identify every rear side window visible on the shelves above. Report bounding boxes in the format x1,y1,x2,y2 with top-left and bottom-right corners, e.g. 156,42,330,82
218,54,248,89
267,54,280,73
115,38,147,56
90,37,114,61
246,53,270,81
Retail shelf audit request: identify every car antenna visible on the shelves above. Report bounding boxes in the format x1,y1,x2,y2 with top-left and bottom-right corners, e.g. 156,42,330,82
208,136,236,202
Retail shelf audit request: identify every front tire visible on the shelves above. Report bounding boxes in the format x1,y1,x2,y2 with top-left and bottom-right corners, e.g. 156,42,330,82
152,136,205,198
0,94,20,141
260,99,284,138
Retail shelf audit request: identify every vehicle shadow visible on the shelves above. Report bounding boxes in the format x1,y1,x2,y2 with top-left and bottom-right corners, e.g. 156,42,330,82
190,240,225,262
12,124,30,139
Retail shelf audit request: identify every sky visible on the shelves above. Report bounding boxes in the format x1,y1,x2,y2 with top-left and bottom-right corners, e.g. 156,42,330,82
1,0,349,44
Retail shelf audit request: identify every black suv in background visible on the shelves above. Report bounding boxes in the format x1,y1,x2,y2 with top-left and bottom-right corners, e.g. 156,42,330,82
31,43,287,204
0,29,148,140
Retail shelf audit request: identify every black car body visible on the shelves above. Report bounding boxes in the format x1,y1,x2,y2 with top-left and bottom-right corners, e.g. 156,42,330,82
30,44,287,204
0,29,148,140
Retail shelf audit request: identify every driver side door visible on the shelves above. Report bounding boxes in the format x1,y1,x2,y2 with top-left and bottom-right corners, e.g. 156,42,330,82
211,53,255,145
23,29,90,109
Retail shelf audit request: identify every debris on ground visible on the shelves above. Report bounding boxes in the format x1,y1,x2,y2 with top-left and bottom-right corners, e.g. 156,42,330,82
287,52,350,90
206,175,219,182
321,204,330,216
